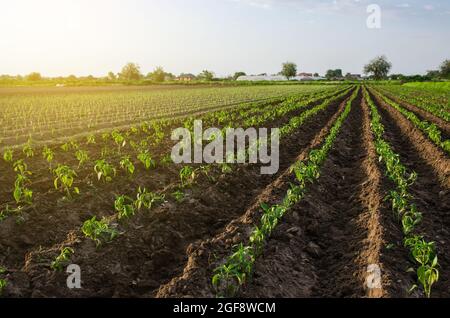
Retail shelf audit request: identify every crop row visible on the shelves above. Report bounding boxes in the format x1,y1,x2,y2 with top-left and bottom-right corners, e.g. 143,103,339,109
210,87,359,297
1,86,350,220
45,87,356,277
0,86,350,294
1,86,342,153
371,89,450,154
364,87,439,298
0,85,336,145
376,85,449,122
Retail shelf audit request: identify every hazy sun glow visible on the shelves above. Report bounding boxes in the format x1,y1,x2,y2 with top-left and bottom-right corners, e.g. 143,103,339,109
0,0,449,76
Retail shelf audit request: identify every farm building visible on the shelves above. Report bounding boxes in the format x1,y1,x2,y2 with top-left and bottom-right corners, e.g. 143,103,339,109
237,74,325,81
345,73,363,80
236,75,288,81
177,73,197,81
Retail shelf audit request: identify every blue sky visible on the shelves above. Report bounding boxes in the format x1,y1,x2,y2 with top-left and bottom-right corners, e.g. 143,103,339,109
0,0,449,77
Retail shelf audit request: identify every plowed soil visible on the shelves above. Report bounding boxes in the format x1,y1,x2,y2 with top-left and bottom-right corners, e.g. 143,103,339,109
1,85,449,298
1,89,353,297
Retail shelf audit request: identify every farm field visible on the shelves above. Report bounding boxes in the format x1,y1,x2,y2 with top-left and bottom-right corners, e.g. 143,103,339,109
0,83,449,299
0,84,333,147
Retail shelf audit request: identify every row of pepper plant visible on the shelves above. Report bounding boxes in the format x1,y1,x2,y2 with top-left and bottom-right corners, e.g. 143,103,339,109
364,87,439,298
211,87,359,297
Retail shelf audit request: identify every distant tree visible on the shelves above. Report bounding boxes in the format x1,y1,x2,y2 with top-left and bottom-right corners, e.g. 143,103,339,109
148,66,166,82
412,74,428,81
364,55,392,80
107,72,117,81
281,62,297,80
147,67,175,82
325,70,334,79
313,72,319,77
325,69,343,80
119,62,142,81
165,72,176,81
198,70,215,81
426,70,440,79
390,74,403,80
392,74,431,82
26,72,42,81
439,59,450,79
233,72,246,80
67,75,77,81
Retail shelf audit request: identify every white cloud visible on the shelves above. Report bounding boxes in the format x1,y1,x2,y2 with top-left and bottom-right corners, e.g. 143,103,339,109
231,0,271,9
230,0,449,19
230,0,366,12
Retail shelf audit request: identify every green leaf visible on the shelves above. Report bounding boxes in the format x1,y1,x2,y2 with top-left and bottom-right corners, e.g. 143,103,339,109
13,187,22,203
432,256,438,267
260,203,270,212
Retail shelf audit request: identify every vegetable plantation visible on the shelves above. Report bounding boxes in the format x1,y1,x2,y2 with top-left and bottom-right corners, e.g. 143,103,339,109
0,83,449,298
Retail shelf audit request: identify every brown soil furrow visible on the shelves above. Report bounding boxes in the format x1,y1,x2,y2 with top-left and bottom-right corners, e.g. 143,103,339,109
370,90,450,298
1,88,356,297
369,89,450,189
377,89,450,138
237,90,383,298
298,91,370,297
154,91,354,298
361,96,416,298
241,91,371,298
357,96,387,298
0,90,352,275
0,88,346,202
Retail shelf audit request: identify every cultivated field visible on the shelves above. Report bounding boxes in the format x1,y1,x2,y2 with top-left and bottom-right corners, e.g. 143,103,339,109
0,83,448,298
0,84,331,146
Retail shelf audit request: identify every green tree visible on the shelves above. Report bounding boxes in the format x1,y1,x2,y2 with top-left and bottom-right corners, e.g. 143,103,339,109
233,72,246,80
325,70,334,79
281,62,297,80
26,72,42,81
119,63,142,81
364,55,392,80
390,74,404,80
426,70,440,79
198,70,215,81
164,72,176,81
325,68,343,79
107,72,116,81
325,69,343,80
148,66,166,82
439,59,450,79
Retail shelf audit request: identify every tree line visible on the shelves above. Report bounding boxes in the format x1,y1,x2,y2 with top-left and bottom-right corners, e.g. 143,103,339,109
362,56,450,81
1,57,449,84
